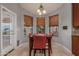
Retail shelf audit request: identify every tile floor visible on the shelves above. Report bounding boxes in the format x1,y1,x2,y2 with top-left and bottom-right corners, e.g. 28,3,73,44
7,42,74,56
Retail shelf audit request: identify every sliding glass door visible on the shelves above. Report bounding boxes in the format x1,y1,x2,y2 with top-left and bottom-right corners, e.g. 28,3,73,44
0,6,17,55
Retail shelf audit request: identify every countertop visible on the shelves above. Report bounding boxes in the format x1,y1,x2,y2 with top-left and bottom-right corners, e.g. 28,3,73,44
72,33,79,36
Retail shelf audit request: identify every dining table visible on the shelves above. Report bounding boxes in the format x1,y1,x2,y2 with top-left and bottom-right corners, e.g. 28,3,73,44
29,34,52,56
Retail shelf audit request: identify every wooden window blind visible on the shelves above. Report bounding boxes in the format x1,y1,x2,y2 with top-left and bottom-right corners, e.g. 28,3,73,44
37,17,45,26
24,15,33,27
49,15,58,26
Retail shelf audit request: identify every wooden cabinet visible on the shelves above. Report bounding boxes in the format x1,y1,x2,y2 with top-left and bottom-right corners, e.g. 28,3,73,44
24,15,33,27
72,36,79,55
72,3,79,27
49,15,58,26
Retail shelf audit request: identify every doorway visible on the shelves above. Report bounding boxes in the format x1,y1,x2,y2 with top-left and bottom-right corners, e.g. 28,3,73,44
49,15,59,42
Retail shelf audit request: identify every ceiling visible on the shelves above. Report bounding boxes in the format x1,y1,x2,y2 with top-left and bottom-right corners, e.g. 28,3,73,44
20,3,64,16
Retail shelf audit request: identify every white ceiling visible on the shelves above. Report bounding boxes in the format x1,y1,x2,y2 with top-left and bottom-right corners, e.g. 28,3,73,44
20,3,64,15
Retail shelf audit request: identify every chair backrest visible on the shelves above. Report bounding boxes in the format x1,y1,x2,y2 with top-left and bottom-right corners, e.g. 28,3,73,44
33,35,47,49
29,33,32,37
48,32,53,37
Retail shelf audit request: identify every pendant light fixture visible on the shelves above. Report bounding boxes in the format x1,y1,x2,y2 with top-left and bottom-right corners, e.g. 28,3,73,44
37,4,46,15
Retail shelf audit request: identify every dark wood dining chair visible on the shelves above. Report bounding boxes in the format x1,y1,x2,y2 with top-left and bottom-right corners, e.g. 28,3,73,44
33,35,47,56
47,33,53,53
29,33,33,56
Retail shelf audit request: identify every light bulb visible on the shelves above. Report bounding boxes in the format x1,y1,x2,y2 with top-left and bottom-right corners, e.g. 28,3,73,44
43,10,46,14
39,12,42,15
37,9,40,13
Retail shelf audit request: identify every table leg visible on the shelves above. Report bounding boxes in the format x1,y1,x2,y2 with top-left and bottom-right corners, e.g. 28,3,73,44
50,38,52,53
29,40,31,56
48,39,51,56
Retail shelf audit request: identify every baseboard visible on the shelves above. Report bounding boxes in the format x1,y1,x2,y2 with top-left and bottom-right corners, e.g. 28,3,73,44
54,42,73,56
16,42,28,49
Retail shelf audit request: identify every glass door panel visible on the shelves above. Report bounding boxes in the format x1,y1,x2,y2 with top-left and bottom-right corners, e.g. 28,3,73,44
2,10,11,49
0,6,16,55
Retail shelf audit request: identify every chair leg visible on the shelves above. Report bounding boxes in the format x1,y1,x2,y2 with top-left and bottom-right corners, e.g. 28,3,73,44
51,48,52,53
29,48,32,56
48,49,50,56
34,49,36,56
44,49,46,56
